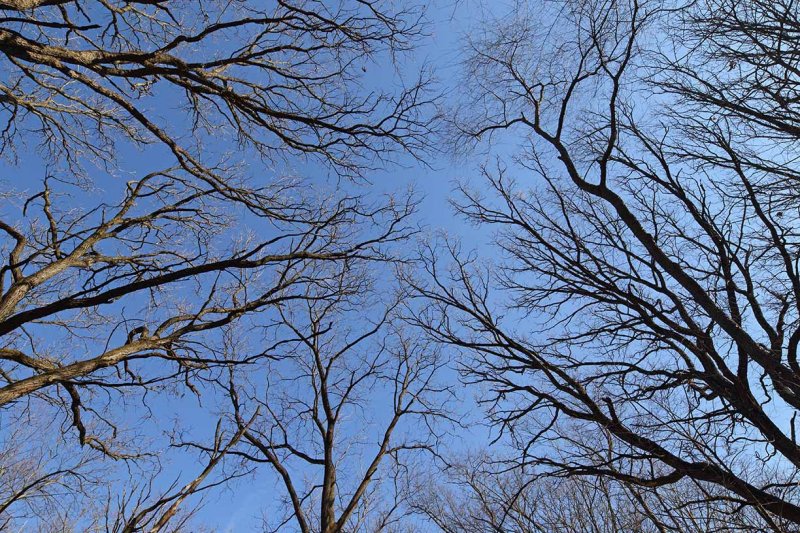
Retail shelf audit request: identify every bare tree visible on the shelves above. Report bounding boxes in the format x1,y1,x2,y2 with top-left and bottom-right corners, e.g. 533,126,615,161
412,454,769,532
180,252,453,533
0,179,425,528
0,410,105,532
0,0,435,183
410,0,800,528
0,0,437,528
105,416,256,533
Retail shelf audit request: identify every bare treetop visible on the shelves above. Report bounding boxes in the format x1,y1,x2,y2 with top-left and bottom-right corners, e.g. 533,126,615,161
411,0,800,529
0,2,442,530
0,0,436,184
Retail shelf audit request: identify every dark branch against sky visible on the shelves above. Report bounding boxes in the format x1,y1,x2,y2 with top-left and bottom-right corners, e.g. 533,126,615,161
5,1,800,532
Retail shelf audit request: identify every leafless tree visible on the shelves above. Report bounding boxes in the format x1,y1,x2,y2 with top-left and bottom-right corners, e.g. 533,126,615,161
409,0,800,528
0,0,436,529
104,415,256,533
179,253,454,533
0,410,105,531
0,0,435,183
0,180,426,529
412,453,772,532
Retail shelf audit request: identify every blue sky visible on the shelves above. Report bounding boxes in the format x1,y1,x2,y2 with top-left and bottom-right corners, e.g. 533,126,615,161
0,1,532,530
203,3,491,529
189,1,531,529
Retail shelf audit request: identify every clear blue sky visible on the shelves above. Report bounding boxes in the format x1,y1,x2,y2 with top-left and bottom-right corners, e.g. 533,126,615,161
0,1,525,530
193,1,524,529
